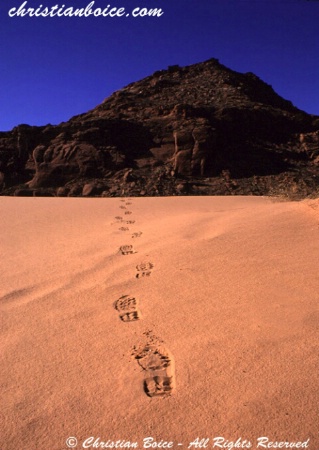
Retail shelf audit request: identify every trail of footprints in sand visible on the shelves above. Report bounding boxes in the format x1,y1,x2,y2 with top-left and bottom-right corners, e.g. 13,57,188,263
111,198,176,397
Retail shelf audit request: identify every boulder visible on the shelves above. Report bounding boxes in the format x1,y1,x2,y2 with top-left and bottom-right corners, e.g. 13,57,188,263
29,143,103,188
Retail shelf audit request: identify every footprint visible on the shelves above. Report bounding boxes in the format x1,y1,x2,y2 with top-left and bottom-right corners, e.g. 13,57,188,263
124,211,132,215
136,262,154,278
120,245,136,255
119,206,127,210
133,344,176,397
132,232,143,238
120,199,126,203
126,220,135,224
119,227,129,231
126,202,132,205
115,216,123,221
114,295,141,322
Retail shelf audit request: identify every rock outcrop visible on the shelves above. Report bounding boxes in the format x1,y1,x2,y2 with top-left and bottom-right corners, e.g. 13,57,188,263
0,58,318,198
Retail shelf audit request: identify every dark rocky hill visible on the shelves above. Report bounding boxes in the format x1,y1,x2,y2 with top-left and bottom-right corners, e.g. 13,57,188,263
1,58,319,198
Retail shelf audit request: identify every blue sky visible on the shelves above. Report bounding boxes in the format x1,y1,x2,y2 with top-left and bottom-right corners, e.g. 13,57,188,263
0,0,318,131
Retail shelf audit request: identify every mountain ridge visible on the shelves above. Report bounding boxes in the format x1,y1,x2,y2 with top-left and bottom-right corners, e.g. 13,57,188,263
1,58,319,198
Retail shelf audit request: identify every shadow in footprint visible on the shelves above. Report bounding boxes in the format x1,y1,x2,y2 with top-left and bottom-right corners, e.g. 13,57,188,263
120,311,140,322
144,376,174,397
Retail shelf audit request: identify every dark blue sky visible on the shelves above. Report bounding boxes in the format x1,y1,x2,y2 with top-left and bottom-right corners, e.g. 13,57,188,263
0,0,318,131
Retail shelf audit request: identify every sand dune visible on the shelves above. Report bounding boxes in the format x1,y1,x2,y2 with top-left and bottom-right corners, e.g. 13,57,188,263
1,196,319,450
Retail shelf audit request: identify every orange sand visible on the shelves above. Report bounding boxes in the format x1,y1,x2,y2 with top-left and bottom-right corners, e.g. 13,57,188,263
1,196,319,450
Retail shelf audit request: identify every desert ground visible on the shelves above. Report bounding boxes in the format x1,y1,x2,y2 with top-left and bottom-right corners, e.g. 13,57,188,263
1,195,319,450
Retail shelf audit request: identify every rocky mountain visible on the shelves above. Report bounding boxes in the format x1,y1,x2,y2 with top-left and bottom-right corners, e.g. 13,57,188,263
1,58,319,198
